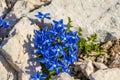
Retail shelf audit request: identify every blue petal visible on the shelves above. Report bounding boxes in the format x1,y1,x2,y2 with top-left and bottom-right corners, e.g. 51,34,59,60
59,19,63,24
48,66,54,71
38,12,43,16
56,68,60,74
41,74,47,79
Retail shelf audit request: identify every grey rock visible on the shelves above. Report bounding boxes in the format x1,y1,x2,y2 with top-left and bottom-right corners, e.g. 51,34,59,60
93,62,108,70
6,0,17,8
5,0,51,27
101,41,113,50
109,55,120,68
28,0,120,42
1,17,41,80
4,0,34,27
27,0,51,6
96,55,105,63
0,27,9,38
0,51,17,80
80,60,94,77
53,72,74,80
0,0,8,16
89,68,120,80
6,0,51,9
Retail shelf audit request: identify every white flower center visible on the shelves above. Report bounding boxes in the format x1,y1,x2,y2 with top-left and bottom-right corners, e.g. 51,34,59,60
64,27,67,29
41,15,44,18
46,40,49,42
71,54,74,57
53,64,56,67
72,36,75,39
58,24,62,27
46,59,48,62
64,37,66,40
36,78,39,80
39,46,42,49
57,49,60,52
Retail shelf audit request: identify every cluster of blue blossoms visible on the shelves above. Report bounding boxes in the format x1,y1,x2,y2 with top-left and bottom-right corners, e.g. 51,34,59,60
31,12,80,80
0,16,10,28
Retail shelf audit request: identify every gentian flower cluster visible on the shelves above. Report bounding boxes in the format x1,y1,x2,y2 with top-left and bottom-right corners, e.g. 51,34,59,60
0,16,10,28
32,12,80,80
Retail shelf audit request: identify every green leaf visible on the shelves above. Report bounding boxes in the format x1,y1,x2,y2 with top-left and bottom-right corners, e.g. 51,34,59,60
68,17,72,23
66,17,74,33
77,27,82,36
99,50,107,55
78,38,87,49
56,36,61,43
85,45,92,52
87,37,91,41
67,17,73,28
91,34,97,42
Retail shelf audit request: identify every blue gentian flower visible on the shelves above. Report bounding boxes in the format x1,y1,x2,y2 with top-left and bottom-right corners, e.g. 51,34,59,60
62,66,70,74
61,56,72,66
60,58,71,74
0,16,10,28
68,47,78,65
68,31,80,43
48,59,62,74
34,44,44,54
69,54,78,65
60,30,69,43
31,71,47,80
53,19,68,32
39,55,51,68
35,12,51,21
52,45,66,58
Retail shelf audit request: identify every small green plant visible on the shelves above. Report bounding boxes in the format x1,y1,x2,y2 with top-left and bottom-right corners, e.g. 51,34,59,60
77,28,106,54
67,17,105,54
